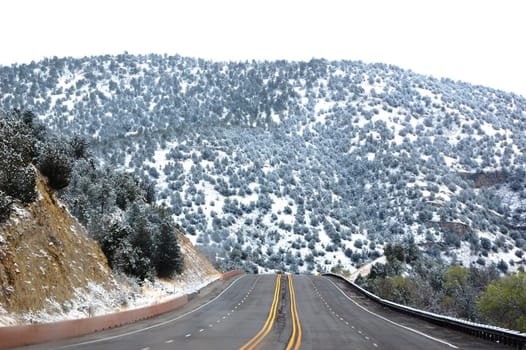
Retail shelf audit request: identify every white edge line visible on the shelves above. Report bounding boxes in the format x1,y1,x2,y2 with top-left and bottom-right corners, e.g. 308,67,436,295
60,275,247,348
324,277,458,349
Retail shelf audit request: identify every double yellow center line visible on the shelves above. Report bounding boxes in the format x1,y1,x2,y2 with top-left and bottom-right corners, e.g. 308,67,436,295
286,274,302,350
239,274,302,350
239,275,281,350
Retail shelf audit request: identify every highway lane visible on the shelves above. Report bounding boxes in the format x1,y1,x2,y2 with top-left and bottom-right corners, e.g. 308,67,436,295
16,274,511,350
239,275,282,350
298,275,510,350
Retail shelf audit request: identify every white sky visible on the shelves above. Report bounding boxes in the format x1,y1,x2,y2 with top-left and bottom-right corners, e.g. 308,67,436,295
1,0,525,97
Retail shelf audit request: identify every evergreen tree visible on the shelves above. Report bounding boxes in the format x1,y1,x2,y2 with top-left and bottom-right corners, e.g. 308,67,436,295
128,203,154,261
69,134,89,160
98,220,134,270
114,173,140,210
37,141,73,190
152,206,184,277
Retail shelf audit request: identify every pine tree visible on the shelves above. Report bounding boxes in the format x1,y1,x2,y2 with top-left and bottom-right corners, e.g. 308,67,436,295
154,220,184,277
149,205,183,276
128,203,154,261
114,173,140,210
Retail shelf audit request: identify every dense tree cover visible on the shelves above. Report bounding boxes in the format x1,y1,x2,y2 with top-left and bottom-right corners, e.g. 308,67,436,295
61,154,184,281
0,109,184,281
94,202,183,280
0,108,77,209
0,110,38,208
1,54,526,272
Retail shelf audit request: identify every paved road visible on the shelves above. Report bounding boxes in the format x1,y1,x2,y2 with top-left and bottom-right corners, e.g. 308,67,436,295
19,275,275,350
18,274,509,350
299,276,508,350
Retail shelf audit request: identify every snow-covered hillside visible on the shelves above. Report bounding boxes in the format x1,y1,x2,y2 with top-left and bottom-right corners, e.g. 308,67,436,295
1,54,526,273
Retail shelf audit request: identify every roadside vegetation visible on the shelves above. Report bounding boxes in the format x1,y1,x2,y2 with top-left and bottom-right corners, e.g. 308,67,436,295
0,109,183,281
357,242,526,332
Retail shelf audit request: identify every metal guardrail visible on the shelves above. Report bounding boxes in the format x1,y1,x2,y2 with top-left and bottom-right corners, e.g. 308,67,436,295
323,272,526,349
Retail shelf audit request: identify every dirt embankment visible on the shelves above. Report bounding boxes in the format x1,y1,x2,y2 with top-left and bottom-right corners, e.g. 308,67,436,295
0,175,114,315
0,174,220,325
459,170,508,188
174,228,220,284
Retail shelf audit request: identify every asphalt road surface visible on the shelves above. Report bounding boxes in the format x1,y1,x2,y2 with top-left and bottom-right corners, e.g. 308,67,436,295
17,274,510,350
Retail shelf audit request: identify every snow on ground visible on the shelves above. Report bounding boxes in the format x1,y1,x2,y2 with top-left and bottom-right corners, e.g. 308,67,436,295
480,122,499,137
453,241,477,267
0,274,219,327
181,158,194,172
443,155,459,168
131,273,219,307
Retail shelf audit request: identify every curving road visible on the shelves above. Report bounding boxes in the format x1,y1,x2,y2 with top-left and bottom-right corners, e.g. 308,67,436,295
17,274,509,350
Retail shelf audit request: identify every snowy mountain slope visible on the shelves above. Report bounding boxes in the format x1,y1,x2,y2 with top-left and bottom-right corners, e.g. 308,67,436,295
1,54,526,273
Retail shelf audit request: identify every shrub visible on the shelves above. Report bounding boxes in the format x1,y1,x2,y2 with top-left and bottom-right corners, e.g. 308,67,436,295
0,146,37,203
497,259,508,273
477,272,526,332
9,165,37,203
69,134,89,160
38,143,73,190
